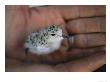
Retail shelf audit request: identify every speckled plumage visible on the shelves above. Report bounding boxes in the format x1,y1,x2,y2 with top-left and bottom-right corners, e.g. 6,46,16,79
24,25,63,55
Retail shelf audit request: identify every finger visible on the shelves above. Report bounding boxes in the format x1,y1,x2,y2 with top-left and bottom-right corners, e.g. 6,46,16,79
74,33,105,48
5,57,23,67
66,17,106,34
28,5,105,28
6,64,55,72
54,51,106,72
10,46,105,65
67,46,105,59
54,5,105,21
6,51,105,72
40,46,105,64
6,48,42,64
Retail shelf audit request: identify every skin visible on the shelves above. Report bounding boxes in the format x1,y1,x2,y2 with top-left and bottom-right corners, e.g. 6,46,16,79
5,5,106,72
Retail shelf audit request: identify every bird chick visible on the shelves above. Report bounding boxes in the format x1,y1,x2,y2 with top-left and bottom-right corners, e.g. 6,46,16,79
24,25,63,55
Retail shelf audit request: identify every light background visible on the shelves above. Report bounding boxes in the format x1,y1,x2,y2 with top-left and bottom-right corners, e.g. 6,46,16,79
0,0,110,82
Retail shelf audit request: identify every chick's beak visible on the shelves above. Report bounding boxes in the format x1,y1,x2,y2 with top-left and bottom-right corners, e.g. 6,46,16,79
62,33,68,38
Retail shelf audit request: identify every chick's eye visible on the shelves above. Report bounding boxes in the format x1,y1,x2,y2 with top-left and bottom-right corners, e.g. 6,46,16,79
51,34,55,36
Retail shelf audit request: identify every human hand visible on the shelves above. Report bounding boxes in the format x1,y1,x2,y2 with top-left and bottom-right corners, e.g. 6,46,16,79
5,5,106,72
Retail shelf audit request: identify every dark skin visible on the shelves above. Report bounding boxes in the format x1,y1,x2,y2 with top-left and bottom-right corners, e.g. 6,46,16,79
5,5,106,72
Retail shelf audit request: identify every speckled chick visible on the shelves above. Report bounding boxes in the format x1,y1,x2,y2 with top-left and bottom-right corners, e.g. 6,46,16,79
24,25,63,55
